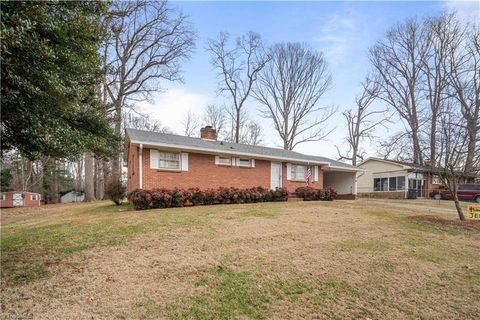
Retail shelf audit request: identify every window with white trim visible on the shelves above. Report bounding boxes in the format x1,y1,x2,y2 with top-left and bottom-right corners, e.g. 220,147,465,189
374,176,405,191
158,151,180,169
31,194,39,201
237,158,252,167
291,165,310,181
432,175,441,185
217,157,232,165
0,194,5,201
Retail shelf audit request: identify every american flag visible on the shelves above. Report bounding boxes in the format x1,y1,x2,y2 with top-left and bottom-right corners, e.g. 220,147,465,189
305,166,312,185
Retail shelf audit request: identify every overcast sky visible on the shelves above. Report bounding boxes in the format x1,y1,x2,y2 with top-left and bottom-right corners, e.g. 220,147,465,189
137,0,479,162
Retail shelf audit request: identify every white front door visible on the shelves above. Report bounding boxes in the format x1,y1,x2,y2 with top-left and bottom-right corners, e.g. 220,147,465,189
13,193,23,206
271,162,282,189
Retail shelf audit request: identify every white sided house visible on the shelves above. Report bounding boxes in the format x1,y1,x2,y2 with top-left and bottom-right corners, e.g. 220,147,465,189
356,158,445,198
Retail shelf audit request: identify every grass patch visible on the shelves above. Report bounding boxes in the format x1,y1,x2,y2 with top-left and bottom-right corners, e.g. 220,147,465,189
238,208,278,218
404,221,461,236
405,236,429,247
365,211,395,218
0,204,202,286
407,247,477,264
336,239,392,252
275,276,359,304
166,266,270,320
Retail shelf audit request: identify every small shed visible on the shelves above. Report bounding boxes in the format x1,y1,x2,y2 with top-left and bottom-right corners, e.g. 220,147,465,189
60,190,85,203
0,191,42,208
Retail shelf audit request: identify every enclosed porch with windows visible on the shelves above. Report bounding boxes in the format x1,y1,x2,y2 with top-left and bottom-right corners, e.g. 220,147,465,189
371,171,427,198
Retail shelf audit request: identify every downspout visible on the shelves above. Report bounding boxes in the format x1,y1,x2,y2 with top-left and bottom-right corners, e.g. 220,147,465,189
139,144,143,189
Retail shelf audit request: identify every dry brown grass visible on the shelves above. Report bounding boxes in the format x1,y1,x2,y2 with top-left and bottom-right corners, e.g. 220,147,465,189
1,199,479,319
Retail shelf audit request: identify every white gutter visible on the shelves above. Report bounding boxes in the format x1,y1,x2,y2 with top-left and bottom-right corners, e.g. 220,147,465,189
139,144,143,189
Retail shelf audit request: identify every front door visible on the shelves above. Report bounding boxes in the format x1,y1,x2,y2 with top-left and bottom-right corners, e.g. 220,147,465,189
12,193,23,207
271,162,282,189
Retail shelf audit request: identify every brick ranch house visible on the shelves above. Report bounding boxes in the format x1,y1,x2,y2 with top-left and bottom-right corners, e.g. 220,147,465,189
356,157,476,199
125,127,360,199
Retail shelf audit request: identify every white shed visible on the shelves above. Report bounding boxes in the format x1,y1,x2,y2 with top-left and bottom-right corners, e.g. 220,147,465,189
60,191,85,203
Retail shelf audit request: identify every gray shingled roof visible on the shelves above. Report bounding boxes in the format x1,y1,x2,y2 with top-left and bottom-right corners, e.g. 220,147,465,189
126,128,355,169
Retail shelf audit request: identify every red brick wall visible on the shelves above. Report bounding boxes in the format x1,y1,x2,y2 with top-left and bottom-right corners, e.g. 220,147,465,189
127,145,140,191
281,165,323,191
358,191,406,199
0,192,41,208
141,148,271,190
130,145,327,192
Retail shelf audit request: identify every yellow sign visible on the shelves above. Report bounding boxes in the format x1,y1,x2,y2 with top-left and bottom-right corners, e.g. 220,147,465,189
467,205,480,220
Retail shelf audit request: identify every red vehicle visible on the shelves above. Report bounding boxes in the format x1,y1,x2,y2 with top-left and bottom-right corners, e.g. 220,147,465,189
430,184,480,203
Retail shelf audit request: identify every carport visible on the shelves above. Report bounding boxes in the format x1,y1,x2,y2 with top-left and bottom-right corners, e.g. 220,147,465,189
323,167,359,199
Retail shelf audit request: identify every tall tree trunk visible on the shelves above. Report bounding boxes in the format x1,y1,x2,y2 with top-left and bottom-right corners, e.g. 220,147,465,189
235,109,240,143
95,159,105,200
84,153,95,202
411,124,423,164
112,106,122,175
464,115,478,174
453,192,465,221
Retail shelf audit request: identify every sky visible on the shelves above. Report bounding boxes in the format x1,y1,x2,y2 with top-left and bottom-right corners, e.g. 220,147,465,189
137,0,480,162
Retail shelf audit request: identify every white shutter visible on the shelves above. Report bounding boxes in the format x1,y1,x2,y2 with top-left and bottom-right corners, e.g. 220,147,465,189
215,155,220,165
181,152,188,171
286,163,292,180
150,149,159,169
251,159,255,168
314,166,319,182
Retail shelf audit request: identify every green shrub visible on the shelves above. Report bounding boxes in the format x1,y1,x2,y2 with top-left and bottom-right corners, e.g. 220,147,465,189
128,186,289,210
295,187,337,201
105,176,127,205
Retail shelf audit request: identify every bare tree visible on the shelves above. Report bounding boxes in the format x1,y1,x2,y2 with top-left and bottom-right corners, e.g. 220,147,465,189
202,104,226,138
254,42,334,150
337,77,388,166
435,102,473,220
123,110,170,133
421,13,457,166
370,18,429,164
376,131,414,161
223,105,263,145
104,0,195,172
241,121,264,146
181,111,200,137
207,31,270,143
446,22,480,175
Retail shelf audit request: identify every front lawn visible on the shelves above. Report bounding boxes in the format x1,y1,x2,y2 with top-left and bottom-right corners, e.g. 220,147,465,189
1,200,479,319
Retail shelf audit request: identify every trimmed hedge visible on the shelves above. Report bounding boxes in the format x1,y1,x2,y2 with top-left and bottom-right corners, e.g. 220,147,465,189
295,186,337,201
128,186,289,210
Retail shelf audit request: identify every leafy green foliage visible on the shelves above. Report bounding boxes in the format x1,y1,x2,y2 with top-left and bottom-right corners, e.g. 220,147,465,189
1,1,119,159
0,169,12,191
41,158,74,204
105,175,127,205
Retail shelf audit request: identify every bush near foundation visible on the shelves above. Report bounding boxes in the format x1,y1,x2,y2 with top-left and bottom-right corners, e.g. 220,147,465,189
295,187,337,201
128,186,289,210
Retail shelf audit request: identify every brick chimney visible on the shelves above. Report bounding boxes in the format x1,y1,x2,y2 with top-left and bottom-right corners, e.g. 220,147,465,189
200,126,217,140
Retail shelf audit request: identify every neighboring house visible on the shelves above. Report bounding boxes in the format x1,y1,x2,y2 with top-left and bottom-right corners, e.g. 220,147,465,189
125,126,360,199
356,157,476,199
0,191,41,208
60,190,85,203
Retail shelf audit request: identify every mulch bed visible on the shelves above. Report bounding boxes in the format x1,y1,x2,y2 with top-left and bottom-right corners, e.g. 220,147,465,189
409,215,480,232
